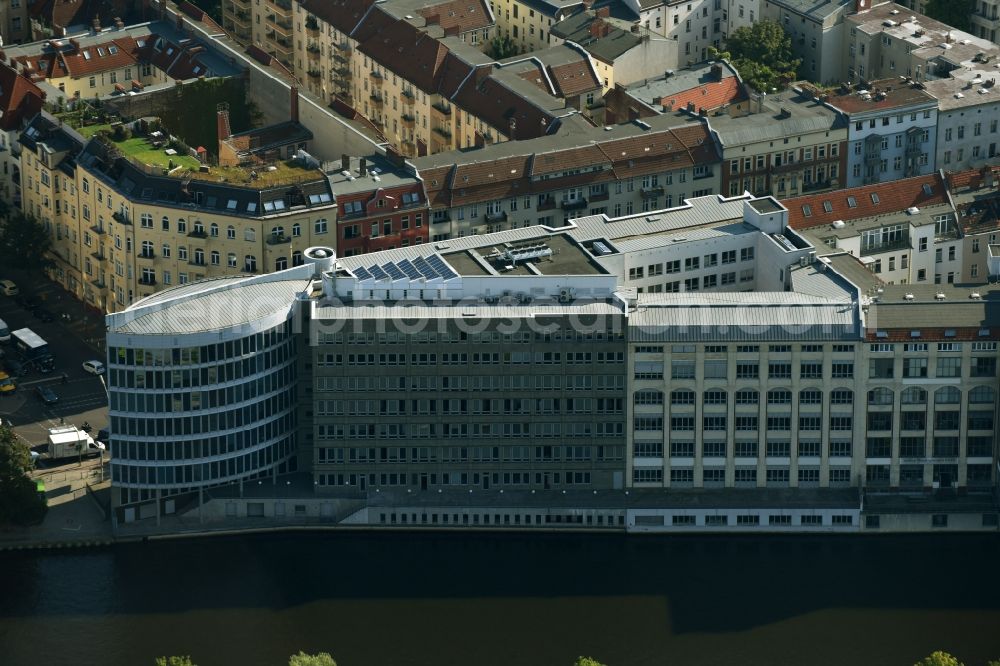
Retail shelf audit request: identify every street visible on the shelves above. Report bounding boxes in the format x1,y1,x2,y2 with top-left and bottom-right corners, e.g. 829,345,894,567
0,282,109,458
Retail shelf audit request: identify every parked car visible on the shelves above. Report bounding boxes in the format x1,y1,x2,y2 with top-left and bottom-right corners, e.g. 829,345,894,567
0,279,19,296
3,357,29,377
82,360,105,375
35,385,59,405
0,371,16,394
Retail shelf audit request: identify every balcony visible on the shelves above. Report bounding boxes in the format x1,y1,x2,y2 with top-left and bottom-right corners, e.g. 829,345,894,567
231,10,251,28
266,0,292,15
561,198,588,211
484,210,507,223
89,225,106,236
905,143,923,157
138,276,156,286
266,14,293,37
112,211,131,225
231,0,251,7
90,250,107,261
589,191,609,202
306,44,321,60
640,186,664,198
138,252,156,260
402,113,416,129
305,16,320,36
801,179,833,193
369,70,384,86
370,92,385,108
864,153,882,166
401,89,416,105
335,66,352,80
432,126,452,139
89,275,107,289
187,229,208,239
307,69,322,79
693,169,714,181
537,198,557,211
431,101,452,116
861,237,911,256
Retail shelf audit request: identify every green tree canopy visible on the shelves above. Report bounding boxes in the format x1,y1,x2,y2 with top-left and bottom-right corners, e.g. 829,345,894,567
488,33,519,59
924,0,974,33
0,425,46,527
288,652,337,666
573,658,608,666
914,651,964,666
0,212,52,273
712,20,801,92
154,658,197,666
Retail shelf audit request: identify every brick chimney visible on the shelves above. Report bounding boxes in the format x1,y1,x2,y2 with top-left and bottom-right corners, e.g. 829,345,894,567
590,20,603,38
853,0,869,12
595,6,610,18
290,85,299,123
217,105,231,143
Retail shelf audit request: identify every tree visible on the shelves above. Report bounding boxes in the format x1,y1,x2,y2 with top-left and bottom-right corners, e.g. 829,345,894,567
0,425,47,526
154,657,196,666
0,212,53,273
289,652,337,666
923,0,974,33
573,658,607,666
711,20,801,92
914,652,964,666
488,33,519,59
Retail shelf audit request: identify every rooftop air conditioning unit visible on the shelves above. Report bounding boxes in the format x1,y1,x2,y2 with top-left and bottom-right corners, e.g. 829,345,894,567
935,292,946,300
904,293,915,300
971,292,983,299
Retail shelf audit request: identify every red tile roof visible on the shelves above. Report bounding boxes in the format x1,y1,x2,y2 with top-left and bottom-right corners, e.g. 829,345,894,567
785,173,948,230
417,0,493,34
0,62,45,131
657,76,745,113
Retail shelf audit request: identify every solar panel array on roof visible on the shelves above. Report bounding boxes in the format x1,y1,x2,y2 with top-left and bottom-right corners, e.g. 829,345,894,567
353,256,460,281
428,255,458,279
383,263,406,280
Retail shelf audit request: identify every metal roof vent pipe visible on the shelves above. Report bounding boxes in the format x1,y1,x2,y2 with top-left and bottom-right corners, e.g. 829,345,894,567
304,246,337,278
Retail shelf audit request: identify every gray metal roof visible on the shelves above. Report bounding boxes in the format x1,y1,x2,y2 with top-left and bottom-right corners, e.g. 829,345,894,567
869,284,1000,329
708,92,846,147
113,277,309,334
630,292,861,342
314,300,622,319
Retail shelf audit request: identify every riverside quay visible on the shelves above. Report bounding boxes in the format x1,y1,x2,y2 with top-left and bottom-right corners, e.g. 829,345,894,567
104,194,1000,533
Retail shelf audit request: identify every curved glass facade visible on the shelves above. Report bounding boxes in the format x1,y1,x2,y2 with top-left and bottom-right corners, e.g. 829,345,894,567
108,320,298,506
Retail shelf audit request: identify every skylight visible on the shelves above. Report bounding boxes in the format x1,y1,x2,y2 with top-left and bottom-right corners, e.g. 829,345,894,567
922,183,933,195
802,204,812,217
871,192,880,204
847,196,857,208
108,46,118,55
822,201,833,213
82,51,92,60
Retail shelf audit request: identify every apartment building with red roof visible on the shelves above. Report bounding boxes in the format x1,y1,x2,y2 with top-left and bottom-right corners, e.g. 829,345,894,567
411,115,721,240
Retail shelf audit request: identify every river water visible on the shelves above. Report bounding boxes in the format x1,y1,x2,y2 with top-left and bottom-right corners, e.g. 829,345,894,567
1,532,999,666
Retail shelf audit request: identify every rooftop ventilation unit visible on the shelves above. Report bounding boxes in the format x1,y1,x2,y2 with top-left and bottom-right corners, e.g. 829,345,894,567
592,241,613,256
971,292,983,299
935,292,946,300
907,206,920,214
500,242,553,264
904,293,915,300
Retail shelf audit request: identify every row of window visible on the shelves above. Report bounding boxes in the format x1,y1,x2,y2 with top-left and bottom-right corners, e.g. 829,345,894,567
316,421,625,440
627,249,755,281
633,467,855,487
634,415,855,432
636,361,856,380
317,445,624,465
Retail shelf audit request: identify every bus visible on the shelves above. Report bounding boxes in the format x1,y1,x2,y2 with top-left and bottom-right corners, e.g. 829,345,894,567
12,328,54,373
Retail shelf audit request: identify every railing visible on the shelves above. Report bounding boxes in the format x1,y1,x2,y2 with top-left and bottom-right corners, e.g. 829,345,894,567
590,191,610,201
537,199,557,211
187,229,208,239
801,179,833,193
432,126,452,139
90,250,107,261
432,102,452,116
561,198,588,211
370,93,385,107
265,15,293,36
138,252,155,260
402,114,416,128
138,277,156,286
640,186,664,198
401,90,416,105
112,211,131,225
369,71,384,86
861,237,911,256
484,210,507,223
307,69,322,78
89,225,106,236
266,0,292,14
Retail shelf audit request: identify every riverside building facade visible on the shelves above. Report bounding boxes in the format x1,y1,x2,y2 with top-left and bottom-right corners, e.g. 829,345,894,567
105,192,1000,532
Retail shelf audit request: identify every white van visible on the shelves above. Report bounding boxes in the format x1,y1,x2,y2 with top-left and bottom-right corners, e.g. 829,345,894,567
0,318,9,343
0,280,18,296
